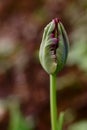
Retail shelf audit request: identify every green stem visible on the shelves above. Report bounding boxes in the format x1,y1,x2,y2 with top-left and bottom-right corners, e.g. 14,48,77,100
50,74,57,130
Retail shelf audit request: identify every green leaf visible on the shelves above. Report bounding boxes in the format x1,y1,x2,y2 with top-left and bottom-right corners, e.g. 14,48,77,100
57,112,64,130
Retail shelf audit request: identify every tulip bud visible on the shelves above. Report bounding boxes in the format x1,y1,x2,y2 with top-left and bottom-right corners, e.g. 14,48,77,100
39,18,69,75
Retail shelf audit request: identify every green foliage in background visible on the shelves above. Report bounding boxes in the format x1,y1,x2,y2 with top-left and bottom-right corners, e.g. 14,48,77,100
68,120,87,130
8,99,34,130
67,7,87,72
67,25,87,72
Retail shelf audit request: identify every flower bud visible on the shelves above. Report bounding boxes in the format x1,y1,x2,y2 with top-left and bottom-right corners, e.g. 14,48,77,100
39,18,69,75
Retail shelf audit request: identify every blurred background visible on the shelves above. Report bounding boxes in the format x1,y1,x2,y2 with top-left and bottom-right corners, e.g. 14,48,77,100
0,0,87,130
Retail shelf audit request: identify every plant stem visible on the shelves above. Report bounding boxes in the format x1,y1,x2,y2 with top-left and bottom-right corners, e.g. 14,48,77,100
50,74,57,130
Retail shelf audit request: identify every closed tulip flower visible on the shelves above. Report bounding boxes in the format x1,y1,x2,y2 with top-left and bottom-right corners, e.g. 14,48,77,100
39,18,69,75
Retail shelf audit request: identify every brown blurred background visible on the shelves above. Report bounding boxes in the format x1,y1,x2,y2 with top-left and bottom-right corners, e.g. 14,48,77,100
0,0,87,130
